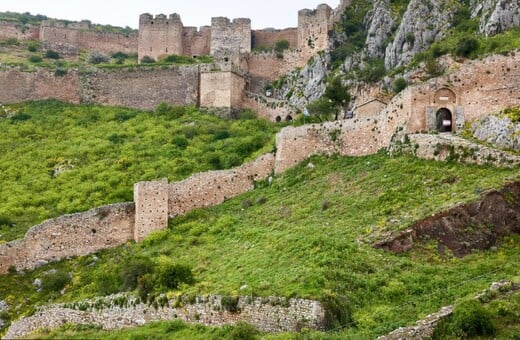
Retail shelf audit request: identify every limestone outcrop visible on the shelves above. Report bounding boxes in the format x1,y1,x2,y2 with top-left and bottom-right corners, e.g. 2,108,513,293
471,0,520,36
469,110,520,150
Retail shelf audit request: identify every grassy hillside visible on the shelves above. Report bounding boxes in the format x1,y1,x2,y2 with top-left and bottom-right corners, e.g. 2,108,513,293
0,100,279,241
1,152,518,338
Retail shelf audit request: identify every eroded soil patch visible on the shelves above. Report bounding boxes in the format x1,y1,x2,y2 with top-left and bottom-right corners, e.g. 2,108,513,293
375,182,520,257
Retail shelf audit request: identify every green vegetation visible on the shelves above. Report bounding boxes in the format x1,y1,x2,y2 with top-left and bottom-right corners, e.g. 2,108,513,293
0,100,278,241
392,77,407,93
1,151,518,338
34,320,262,340
305,76,351,121
0,11,48,25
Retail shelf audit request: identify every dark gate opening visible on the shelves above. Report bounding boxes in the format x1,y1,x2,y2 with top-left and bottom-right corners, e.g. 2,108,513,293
436,108,453,132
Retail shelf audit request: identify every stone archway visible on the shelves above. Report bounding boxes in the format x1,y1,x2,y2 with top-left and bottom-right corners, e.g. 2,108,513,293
436,108,453,132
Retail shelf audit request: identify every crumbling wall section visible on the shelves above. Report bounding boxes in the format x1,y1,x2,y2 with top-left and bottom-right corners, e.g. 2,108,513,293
182,26,211,56
168,154,274,217
0,203,135,274
297,4,332,58
5,294,325,338
0,21,40,40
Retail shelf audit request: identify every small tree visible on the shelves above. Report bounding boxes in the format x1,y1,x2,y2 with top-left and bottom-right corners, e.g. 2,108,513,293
324,76,351,120
392,77,408,93
44,50,60,59
455,36,479,57
306,97,335,122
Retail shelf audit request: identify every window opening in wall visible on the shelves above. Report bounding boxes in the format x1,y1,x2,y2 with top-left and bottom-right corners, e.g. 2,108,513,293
285,115,293,122
275,116,282,122
436,108,453,133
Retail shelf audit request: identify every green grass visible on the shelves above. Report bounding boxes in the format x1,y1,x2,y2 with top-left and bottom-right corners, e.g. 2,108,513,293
0,100,278,241
1,152,518,338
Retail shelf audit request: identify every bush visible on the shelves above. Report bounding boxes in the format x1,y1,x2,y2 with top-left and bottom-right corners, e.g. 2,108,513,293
321,291,354,330
44,50,60,59
88,51,110,64
392,77,408,93
28,55,42,63
54,67,68,77
162,54,196,64
455,36,480,57
111,51,129,59
140,55,156,64
228,321,259,340
155,102,186,119
42,270,71,293
433,299,496,338
221,296,240,313
27,42,38,52
119,256,155,291
137,273,155,302
425,57,444,77
158,263,195,289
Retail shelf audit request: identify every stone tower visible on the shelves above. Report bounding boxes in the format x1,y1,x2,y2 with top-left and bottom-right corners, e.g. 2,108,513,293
138,13,184,62
297,4,332,56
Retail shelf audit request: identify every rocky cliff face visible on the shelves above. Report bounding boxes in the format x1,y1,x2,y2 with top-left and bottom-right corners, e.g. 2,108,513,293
384,0,460,69
471,0,520,35
278,0,520,106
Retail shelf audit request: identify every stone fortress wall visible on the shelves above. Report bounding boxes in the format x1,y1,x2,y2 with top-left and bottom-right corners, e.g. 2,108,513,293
39,21,138,56
1,53,519,276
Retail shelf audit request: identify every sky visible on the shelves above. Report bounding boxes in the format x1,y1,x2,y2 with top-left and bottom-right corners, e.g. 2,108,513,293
1,0,339,29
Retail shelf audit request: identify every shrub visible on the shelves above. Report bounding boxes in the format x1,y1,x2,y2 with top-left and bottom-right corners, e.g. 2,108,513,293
221,296,240,313
433,299,496,338
137,273,155,302
119,256,155,291
455,36,480,57
42,270,71,293
155,102,186,119
392,77,408,93
54,67,68,77
321,291,354,330
44,50,60,59
424,57,444,77
10,112,31,122
228,321,259,340
140,55,156,64
158,263,195,290
28,55,42,63
172,136,188,149
27,42,38,52
111,51,129,59
162,54,196,64
93,271,121,296
88,51,110,64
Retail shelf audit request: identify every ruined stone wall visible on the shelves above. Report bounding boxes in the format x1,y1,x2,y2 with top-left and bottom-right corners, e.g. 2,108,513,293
80,65,200,110
0,21,40,40
200,71,245,109
0,203,135,275
138,14,183,62
168,154,274,217
243,92,298,122
252,28,298,49
297,4,332,57
39,23,137,56
0,68,80,104
211,17,251,54
5,294,325,338
182,26,211,56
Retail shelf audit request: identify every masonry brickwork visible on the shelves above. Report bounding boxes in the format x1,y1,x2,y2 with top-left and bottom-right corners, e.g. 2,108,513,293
79,65,200,109
0,21,40,40
200,70,246,109
252,28,298,49
0,68,80,104
39,21,138,56
298,4,333,58
5,294,325,338
0,203,135,274
138,14,185,61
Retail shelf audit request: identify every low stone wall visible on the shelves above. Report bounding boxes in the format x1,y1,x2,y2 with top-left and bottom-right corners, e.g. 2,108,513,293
5,294,325,338
0,203,135,274
391,133,520,167
274,118,389,174
168,153,274,217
